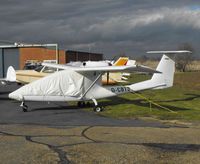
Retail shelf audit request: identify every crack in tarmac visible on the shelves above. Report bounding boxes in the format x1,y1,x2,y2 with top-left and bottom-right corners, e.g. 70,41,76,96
25,136,70,164
81,126,98,143
0,131,70,164
1,126,200,164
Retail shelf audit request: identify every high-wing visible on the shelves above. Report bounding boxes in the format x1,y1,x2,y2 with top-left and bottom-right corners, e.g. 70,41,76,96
42,63,160,74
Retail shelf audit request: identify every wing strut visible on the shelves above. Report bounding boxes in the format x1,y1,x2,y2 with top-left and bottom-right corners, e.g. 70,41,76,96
81,72,104,99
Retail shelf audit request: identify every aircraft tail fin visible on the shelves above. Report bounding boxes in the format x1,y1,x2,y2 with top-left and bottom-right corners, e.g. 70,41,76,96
113,57,129,66
128,55,175,91
0,66,16,85
6,66,16,82
151,55,175,89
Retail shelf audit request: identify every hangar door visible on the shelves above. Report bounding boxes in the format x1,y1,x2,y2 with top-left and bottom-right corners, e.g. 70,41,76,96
0,48,19,78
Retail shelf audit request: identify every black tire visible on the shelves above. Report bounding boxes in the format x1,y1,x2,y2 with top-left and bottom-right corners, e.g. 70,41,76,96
77,101,86,108
22,105,28,112
86,102,91,107
82,102,86,108
17,82,22,86
94,106,102,112
77,101,81,107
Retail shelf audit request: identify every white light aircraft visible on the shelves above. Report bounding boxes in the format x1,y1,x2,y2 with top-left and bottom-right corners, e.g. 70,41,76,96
9,51,191,112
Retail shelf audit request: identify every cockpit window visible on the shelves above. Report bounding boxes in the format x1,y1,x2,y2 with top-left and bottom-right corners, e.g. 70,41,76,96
35,66,44,72
42,66,57,73
58,69,64,71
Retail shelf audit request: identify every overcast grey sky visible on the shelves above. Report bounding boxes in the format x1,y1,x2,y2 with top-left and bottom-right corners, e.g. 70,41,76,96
0,0,200,58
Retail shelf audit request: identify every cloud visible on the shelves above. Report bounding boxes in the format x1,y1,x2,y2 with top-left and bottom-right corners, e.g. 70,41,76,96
0,0,200,58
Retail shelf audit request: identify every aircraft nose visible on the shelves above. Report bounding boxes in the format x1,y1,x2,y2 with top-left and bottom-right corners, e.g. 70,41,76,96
9,91,23,101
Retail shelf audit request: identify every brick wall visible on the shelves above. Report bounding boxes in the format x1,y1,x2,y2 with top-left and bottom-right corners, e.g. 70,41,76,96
19,48,66,69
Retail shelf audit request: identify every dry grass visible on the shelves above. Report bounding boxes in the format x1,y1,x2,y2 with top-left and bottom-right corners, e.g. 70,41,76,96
138,60,200,72
174,72,200,90
187,61,200,71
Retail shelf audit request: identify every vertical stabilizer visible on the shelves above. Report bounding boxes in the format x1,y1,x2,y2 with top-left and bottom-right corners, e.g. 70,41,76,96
6,66,16,82
151,55,175,89
128,55,175,91
113,57,129,66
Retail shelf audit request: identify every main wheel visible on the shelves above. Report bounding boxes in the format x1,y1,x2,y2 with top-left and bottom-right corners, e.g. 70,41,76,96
77,101,82,107
77,101,86,108
86,102,91,107
94,106,102,112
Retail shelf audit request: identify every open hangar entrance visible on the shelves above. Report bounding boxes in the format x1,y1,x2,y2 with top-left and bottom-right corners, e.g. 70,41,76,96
0,48,20,78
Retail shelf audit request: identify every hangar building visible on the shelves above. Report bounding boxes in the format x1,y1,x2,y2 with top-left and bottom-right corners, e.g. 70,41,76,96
0,46,103,78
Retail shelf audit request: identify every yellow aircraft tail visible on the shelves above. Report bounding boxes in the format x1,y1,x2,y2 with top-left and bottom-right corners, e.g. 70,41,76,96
113,57,129,66
102,57,129,85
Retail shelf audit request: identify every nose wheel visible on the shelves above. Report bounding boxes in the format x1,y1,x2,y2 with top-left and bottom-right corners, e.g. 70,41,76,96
20,102,28,112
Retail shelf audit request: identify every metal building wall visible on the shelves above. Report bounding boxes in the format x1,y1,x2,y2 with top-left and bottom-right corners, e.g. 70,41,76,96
0,48,19,78
0,49,3,78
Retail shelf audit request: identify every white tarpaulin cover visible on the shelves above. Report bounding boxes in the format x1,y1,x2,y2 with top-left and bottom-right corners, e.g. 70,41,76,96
9,69,84,101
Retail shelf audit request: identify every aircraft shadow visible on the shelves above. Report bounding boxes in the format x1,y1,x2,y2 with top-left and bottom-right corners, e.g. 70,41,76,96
99,96,192,112
2,93,198,112
25,94,195,112
0,91,11,95
30,104,79,112
156,93,200,103
0,97,12,101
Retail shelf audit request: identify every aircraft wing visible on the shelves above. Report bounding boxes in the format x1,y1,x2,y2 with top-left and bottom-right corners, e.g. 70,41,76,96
42,63,72,70
73,65,160,74
42,62,160,73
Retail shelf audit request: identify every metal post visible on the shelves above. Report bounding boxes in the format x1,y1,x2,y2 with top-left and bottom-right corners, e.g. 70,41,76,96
55,44,58,64
2,49,4,77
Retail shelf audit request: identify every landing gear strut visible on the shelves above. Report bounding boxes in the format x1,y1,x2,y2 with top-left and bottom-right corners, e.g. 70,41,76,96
92,98,103,112
20,102,28,112
77,99,103,112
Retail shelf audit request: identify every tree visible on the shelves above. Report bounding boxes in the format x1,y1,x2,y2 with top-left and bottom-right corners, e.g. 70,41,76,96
137,55,149,64
176,43,194,72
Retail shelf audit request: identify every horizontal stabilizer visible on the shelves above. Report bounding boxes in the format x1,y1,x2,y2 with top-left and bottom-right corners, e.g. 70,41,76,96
147,50,192,54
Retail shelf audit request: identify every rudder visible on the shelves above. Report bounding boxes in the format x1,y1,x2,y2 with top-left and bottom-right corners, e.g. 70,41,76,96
151,55,175,89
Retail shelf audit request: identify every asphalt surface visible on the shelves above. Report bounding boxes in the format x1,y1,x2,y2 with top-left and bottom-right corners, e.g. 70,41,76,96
0,83,167,127
1,84,200,163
